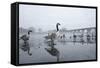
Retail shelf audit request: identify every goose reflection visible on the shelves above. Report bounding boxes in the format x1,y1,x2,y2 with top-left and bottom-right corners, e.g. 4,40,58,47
44,38,60,62
45,47,60,62
44,34,60,62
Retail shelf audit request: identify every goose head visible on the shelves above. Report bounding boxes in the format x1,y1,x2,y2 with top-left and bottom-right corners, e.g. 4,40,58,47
56,23,61,32
28,30,32,35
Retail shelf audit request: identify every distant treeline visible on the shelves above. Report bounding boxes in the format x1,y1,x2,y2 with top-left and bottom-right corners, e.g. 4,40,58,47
19,27,28,33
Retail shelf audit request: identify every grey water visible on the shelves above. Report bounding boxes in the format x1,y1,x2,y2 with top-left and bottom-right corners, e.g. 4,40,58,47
19,33,96,64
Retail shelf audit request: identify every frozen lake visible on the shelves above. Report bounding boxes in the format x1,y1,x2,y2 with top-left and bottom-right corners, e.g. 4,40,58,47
19,33,96,64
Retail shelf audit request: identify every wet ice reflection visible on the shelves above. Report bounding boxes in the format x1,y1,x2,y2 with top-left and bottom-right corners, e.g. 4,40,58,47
19,32,96,64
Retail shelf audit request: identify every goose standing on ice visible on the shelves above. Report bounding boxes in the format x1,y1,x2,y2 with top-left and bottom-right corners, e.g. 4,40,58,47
44,23,60,39
56,23,66,40
44,23,66,41
19,30,32,56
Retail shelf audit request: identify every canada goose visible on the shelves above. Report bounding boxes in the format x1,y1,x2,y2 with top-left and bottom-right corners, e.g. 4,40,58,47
44,23,61,40
44,23,66,43
19,30,32,56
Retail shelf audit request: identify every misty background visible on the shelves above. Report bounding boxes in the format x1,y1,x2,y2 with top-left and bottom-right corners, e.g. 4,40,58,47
19,4,96,32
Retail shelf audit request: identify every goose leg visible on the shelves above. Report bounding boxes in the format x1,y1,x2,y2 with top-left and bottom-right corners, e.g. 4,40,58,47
28,47,32,56
25,41,32,56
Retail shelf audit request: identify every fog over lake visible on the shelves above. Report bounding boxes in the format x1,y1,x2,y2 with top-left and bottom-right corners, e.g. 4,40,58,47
19,4,96,31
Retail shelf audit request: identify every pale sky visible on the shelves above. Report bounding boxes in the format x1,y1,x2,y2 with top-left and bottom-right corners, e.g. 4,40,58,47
19,4,96,31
